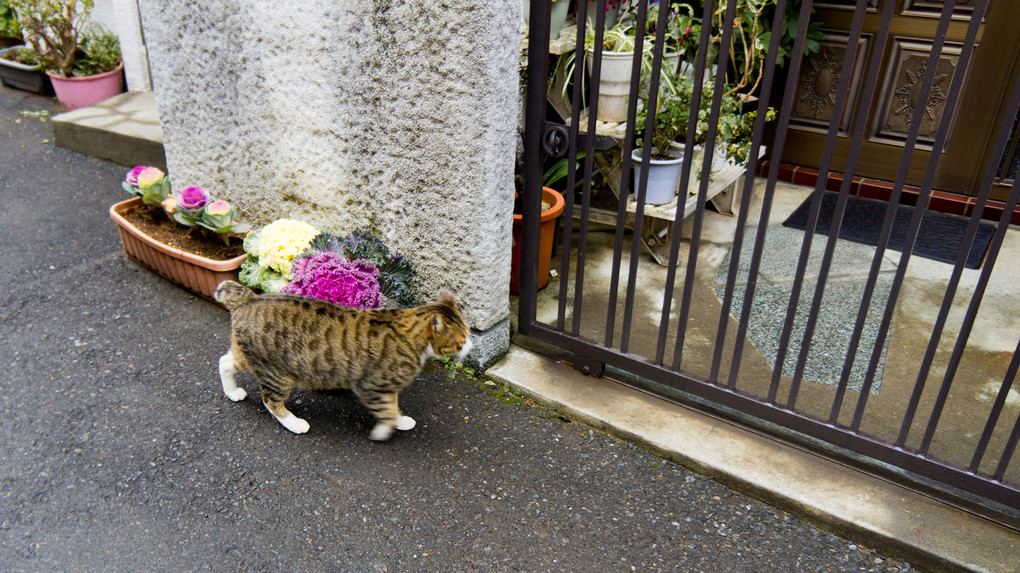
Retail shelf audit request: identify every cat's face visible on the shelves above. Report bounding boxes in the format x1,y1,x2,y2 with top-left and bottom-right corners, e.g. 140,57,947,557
429,291,473,360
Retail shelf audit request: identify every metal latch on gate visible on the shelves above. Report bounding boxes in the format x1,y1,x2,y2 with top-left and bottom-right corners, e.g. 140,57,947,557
543,122,617,158
573,354,606,378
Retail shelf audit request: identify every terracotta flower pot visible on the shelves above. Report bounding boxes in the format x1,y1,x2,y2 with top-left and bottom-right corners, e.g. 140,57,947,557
47,61,124,110
511,187,565,295
110,197,246,302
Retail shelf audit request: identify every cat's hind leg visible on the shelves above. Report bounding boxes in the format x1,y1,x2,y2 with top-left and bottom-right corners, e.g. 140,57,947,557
219,351,247,402
254,370,310,434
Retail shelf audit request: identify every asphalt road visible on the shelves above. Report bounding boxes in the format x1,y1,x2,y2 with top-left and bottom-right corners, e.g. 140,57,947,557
0,86,915,571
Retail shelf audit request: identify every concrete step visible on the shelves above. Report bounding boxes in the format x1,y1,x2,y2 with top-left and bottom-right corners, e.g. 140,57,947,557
51,90,165,170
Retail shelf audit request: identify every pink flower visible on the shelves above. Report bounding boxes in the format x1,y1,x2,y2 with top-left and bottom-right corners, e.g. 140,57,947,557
136,167,165,189
125,166,147,188
177,186,211,211
205,199,232,215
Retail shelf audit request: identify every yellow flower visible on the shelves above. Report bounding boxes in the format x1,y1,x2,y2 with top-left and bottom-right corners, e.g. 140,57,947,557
258,219,320,279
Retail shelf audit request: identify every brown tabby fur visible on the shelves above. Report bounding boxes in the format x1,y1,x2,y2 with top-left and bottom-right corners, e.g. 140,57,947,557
214,280,472,440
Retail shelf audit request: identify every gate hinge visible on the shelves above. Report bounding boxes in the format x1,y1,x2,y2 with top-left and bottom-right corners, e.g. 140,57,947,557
543,121,618,158
573,354,606,378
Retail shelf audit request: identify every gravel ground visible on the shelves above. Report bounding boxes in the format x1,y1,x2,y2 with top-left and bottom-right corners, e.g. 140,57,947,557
0,86,916,571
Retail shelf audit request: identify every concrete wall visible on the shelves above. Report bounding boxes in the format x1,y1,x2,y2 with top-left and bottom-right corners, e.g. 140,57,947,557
93,0,151,91
135,0,519,335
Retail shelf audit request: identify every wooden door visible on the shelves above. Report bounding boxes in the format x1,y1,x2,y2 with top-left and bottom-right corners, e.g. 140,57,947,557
778,0,1020,200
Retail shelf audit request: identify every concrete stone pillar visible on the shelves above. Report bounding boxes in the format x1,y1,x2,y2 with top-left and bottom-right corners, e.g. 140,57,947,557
136,0,519,368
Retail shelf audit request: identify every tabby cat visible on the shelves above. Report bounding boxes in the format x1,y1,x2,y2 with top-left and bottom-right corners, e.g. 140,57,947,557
214,280,473,440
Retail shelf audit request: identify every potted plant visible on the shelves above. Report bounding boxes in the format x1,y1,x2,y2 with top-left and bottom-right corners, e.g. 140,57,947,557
586,0,624,31
510,126,565,295
0,0,51,93
581,3,696,123
11,0,123,110
707,0,820,106
632,76,692,205
523,0,571,39
110,166,252,301
0,43,49,93
632,65,776,204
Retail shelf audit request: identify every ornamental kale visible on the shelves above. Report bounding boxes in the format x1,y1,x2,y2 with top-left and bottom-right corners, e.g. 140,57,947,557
176,185,211,212
304,230,416,307
172,186,248,242
239,220,321,293
281,253,383,308
121,166,249,244
123,165,171,205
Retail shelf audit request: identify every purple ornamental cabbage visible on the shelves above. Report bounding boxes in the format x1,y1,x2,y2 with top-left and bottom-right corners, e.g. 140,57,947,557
177,186,211,211
125,166,146,189
281,253,383,308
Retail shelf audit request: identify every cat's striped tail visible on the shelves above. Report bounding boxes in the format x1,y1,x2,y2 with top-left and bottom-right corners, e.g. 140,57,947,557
214,280,256,310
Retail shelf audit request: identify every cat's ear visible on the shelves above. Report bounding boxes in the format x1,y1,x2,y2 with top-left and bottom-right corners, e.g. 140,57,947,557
438,288,457,306
433,316,445,332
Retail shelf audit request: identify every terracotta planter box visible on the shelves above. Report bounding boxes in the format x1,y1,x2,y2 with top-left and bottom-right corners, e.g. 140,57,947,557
110,197,246,302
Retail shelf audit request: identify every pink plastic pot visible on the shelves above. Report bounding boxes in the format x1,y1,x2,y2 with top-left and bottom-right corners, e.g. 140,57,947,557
47,61,124,110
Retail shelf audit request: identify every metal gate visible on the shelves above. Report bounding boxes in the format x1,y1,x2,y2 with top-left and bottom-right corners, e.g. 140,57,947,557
518,0,1020,528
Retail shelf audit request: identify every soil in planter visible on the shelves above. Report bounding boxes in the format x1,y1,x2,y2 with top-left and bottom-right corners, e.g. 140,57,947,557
124,207,245,261
513,192,552,215
1,48,38,66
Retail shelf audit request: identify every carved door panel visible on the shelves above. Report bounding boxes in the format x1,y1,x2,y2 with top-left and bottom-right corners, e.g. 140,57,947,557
779,0,1020,199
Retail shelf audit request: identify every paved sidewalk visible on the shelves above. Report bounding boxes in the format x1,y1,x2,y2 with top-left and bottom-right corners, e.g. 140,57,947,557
0,86,928,571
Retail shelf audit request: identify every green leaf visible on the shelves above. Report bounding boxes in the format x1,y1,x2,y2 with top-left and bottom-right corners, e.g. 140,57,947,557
542,150,585,188
141,192,165,205
242,228,262,257
173,211,199,227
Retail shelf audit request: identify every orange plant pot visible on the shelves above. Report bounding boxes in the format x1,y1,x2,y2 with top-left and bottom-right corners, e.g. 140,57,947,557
110,197,246,302
510,187,565,295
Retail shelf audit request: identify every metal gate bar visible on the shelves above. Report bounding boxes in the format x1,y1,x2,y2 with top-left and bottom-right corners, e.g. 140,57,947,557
615,0,662,353
784,0,880,411
654,0,721,365
724,0,811,391
706,0,789,379
669,0,736,368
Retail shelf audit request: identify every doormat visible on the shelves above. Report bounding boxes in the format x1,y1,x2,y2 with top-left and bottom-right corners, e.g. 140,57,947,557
782,191,996,269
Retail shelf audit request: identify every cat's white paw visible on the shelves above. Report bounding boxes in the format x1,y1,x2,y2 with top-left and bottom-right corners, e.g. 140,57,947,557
369,423,394,441
224,387,247,402
278,414,310,434
219,353,246,402
396,415,416,431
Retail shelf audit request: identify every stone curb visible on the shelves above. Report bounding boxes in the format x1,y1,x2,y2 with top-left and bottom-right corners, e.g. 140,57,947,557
487,345,1019,573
